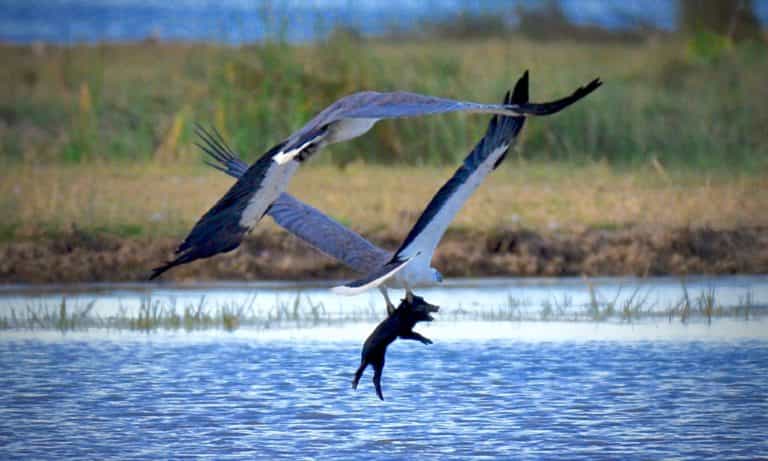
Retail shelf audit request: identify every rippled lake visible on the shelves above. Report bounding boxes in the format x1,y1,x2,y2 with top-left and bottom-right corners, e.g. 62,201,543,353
2,276,768,460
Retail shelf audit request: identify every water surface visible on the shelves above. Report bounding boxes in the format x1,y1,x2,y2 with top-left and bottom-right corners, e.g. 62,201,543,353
2,277,767,460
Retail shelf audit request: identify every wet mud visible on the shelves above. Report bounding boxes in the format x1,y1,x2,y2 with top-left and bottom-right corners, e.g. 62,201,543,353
1,226,766,284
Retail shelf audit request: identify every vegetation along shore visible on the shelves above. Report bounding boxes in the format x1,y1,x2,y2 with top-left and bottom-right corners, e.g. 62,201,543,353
1,37,766,283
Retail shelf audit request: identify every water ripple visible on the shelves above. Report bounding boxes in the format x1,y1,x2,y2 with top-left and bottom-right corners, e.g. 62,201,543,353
1,336,767,460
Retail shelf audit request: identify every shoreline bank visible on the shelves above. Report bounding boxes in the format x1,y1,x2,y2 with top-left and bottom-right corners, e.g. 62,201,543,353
3,225,765,284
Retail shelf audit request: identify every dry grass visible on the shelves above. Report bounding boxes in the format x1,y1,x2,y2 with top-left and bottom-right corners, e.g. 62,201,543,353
2,161,766,242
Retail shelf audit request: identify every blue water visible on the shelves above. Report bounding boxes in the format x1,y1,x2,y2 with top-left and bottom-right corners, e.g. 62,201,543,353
2,326,768,459
7,0,764,44
2,277,768,459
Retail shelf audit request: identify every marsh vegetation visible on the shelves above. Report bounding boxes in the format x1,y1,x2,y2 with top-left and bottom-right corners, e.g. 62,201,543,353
2,279,763,332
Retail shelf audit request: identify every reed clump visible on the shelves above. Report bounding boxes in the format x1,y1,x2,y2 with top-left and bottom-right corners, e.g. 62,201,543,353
2,287,761,332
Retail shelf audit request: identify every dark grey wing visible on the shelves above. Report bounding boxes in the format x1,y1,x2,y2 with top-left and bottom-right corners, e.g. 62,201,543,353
509,77,601,115
150,155,271,279
268,194,392,274
149,128,287,279
273,76,600,165
330,73,536,293
339,91,514,118
197,129,391,273
195,125,249,178
393,74,531,261
337,77,601,119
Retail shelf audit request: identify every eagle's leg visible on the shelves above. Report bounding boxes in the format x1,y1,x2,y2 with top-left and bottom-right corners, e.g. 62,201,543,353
404,282,415,304
380,286,396,315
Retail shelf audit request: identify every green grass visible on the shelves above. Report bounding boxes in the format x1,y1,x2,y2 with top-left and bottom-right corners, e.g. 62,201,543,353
1,36,767,171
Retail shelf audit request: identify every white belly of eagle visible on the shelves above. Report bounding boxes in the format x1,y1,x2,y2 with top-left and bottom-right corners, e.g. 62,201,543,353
329,118,379,144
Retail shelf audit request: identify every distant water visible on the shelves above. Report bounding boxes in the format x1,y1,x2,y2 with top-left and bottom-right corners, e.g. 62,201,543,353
0,0,708,44
2,328,767,459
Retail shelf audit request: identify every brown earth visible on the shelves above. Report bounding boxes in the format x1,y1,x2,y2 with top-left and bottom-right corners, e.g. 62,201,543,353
2,226,766,284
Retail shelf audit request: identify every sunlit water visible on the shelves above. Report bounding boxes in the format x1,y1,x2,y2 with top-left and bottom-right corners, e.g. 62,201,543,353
2,277,768,460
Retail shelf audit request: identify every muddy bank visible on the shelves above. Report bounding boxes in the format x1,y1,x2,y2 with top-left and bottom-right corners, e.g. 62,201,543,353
1,226,767,284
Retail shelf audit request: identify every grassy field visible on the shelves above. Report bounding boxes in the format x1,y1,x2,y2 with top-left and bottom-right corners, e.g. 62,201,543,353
2,36,767,171
2,161,766,243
